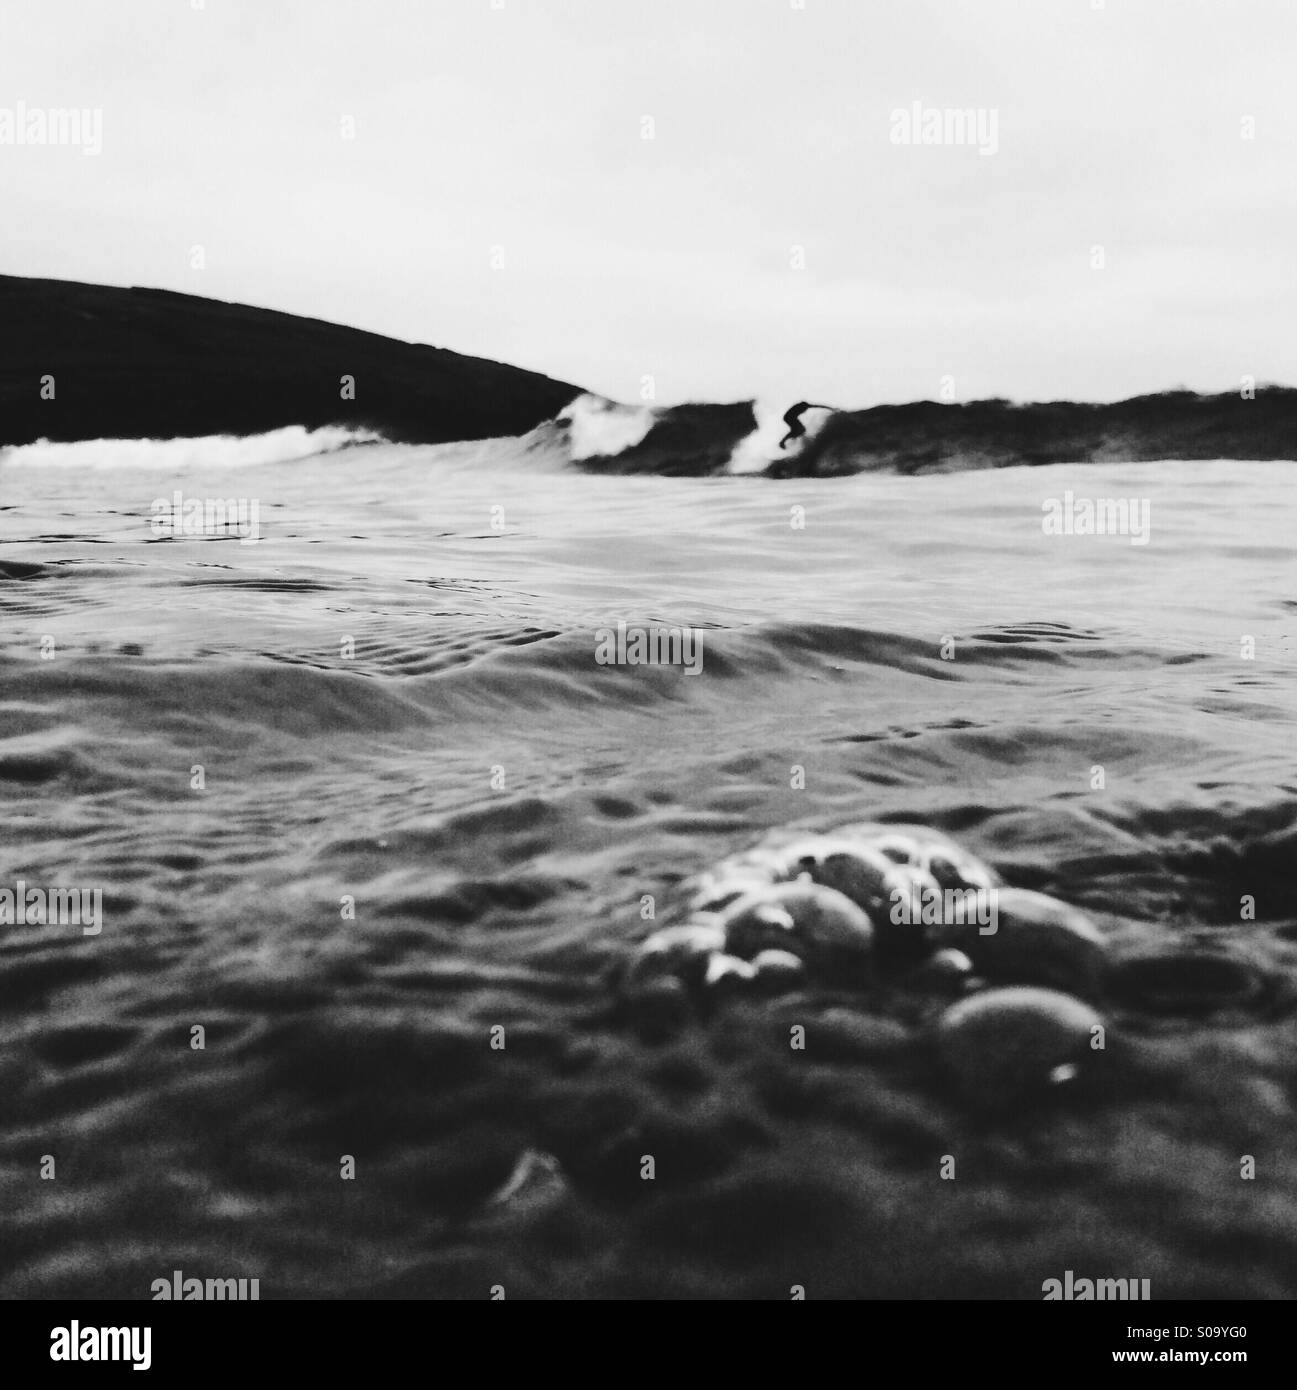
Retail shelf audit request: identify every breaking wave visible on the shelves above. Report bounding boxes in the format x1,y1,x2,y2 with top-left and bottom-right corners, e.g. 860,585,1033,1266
0,424,382,472
557,394,655,460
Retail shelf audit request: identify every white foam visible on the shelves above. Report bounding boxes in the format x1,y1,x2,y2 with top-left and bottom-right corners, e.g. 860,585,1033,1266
557,394,655,460
0,424,381,471
727,401,833,475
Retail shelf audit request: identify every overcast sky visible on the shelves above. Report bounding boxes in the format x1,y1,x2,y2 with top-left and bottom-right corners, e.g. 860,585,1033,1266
3,0,1294,407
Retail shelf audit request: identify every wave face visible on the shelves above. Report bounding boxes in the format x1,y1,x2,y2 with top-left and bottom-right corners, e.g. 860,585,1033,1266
2,440,1296,1298
532,390,1297,477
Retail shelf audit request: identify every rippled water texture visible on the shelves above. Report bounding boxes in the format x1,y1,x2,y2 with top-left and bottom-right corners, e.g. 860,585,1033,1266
2,441,1295,1298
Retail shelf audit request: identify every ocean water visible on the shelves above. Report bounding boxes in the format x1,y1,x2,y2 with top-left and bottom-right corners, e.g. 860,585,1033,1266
2,432,1296,1299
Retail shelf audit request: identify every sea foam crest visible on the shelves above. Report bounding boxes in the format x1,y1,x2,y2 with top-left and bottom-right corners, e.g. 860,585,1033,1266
0,424,381,471
558,394,655,460
727,399,832,474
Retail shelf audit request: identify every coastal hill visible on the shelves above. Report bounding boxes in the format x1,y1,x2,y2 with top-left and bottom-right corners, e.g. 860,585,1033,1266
0,275,582,447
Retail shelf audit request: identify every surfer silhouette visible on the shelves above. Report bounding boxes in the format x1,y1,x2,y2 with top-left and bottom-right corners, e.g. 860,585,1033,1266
778,401,832,449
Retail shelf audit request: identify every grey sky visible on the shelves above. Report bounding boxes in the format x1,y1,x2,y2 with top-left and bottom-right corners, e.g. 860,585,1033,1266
3,0,1294,408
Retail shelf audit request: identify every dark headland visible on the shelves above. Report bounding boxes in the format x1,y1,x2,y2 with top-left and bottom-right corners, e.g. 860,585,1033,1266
2,274,1295,473
0,274,581,447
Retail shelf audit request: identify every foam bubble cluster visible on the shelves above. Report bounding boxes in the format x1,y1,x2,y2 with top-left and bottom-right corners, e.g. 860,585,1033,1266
622,822,1110,1104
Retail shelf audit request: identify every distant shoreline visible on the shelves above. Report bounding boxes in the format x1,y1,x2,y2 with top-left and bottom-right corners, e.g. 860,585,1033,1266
3,275,1294,475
